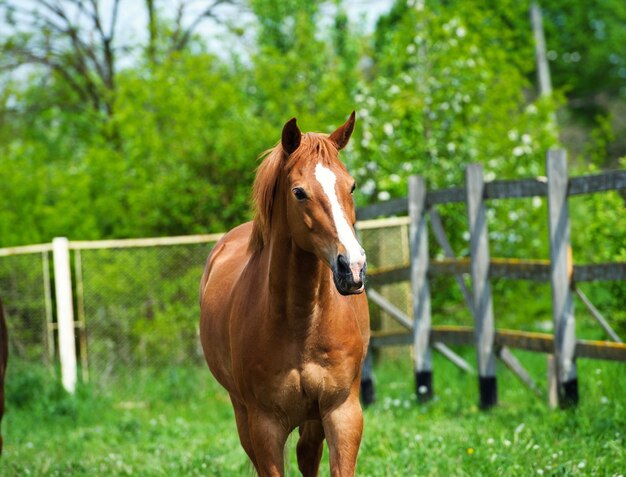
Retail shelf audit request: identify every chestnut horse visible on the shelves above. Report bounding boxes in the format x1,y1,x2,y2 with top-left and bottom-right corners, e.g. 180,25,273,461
200,112,370,476
0,297,7,455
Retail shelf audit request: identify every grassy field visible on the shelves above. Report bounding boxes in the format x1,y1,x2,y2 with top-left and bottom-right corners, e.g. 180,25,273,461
0,349,624,476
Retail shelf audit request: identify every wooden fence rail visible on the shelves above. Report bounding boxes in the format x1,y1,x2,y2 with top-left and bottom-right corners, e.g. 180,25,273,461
361,149,626,409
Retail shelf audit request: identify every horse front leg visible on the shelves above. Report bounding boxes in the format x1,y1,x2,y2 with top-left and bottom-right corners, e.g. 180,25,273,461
322,395,363,477
247,409,290,477
297,420,325,477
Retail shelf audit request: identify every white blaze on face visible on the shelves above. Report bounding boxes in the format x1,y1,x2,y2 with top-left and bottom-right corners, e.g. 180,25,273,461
314,163,366,282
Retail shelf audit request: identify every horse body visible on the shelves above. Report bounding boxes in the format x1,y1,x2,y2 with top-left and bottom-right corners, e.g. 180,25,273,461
200,113,369,476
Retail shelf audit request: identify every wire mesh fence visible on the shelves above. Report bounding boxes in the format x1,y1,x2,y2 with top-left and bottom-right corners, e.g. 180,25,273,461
0,250,52,363
358,218,412,358
75,239,221,388
0,218,412,391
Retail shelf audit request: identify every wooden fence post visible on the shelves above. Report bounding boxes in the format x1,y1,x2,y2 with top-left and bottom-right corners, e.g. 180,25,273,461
409,176,433,402
466,164,498,409
53,237,77,394
547,149,578,407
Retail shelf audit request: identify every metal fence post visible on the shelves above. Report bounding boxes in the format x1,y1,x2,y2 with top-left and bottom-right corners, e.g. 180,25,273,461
53,237,77,394
409,175,433,402
547,149,578,407
466,164,498,409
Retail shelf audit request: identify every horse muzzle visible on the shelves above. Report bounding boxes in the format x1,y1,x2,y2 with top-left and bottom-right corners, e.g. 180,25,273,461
332,253,367,296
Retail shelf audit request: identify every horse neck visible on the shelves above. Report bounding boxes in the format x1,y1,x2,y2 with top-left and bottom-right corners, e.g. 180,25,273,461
266,225,334,332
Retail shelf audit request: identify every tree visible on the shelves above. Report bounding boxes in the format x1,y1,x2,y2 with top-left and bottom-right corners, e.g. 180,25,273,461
0,0,242,120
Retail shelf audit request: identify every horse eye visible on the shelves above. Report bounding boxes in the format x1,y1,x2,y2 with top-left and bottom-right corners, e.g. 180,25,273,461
350,183,356,194
292,187,307,201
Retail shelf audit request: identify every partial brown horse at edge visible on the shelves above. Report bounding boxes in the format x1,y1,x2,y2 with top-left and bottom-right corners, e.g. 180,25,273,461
200,112,370,476
0,296,8,455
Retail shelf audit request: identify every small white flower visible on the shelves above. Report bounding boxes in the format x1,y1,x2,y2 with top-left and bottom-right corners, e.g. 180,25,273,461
406,44,416,54
414,434,423,441
503,439,512,447
378,191,391,201
487,438,495,445
456,26,466,38
578,461,586,469
521,134,532,145
533,444,540,450
389,85,400,95
513,146,525,157
532,196,542,208
508,129,519,141
537,470,544,475
601,396,609,404
418,385,428,395
383,123,394,136
447,142,456,153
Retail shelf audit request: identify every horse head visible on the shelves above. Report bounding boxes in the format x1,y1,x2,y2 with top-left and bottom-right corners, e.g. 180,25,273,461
279,112,367,295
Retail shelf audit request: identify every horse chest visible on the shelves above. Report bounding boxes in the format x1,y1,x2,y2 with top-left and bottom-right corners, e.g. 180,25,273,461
244,352,356,421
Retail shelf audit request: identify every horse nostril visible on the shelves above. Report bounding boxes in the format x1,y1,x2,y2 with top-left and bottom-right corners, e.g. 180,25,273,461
336,254,351,276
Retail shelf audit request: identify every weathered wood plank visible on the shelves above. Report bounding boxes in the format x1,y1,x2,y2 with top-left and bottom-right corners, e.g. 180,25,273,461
569,170,626,195
370,327,626,362
433,342,475,374
497,346,542,396
409,176,433,402
576,339,626,360
575,287,622,343
356,198,407,220
367,289,413,330
547,149,578,407
466,164,498,408
367,265,410,287
356,171,626,218
426,187,466,205
367,260,626,286
485,178,547,199
574,263,626,281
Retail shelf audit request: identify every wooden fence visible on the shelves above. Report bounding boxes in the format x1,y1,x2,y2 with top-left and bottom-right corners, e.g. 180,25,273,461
358,149,626,409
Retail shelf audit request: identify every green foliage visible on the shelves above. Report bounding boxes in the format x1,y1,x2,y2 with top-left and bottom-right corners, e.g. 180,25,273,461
542,0,626,101
351,0,559,201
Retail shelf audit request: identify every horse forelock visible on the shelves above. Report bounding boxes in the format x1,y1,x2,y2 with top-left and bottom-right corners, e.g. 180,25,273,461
249,133,342,253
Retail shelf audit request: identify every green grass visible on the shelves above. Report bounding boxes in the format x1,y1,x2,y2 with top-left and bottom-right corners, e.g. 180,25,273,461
0,350,624,476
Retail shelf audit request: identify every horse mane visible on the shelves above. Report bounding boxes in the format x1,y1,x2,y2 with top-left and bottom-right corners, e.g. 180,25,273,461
249,133,341,253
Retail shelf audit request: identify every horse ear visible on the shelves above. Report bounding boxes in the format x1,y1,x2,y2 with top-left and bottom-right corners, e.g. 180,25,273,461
282,117,301,156
329,111,356,150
